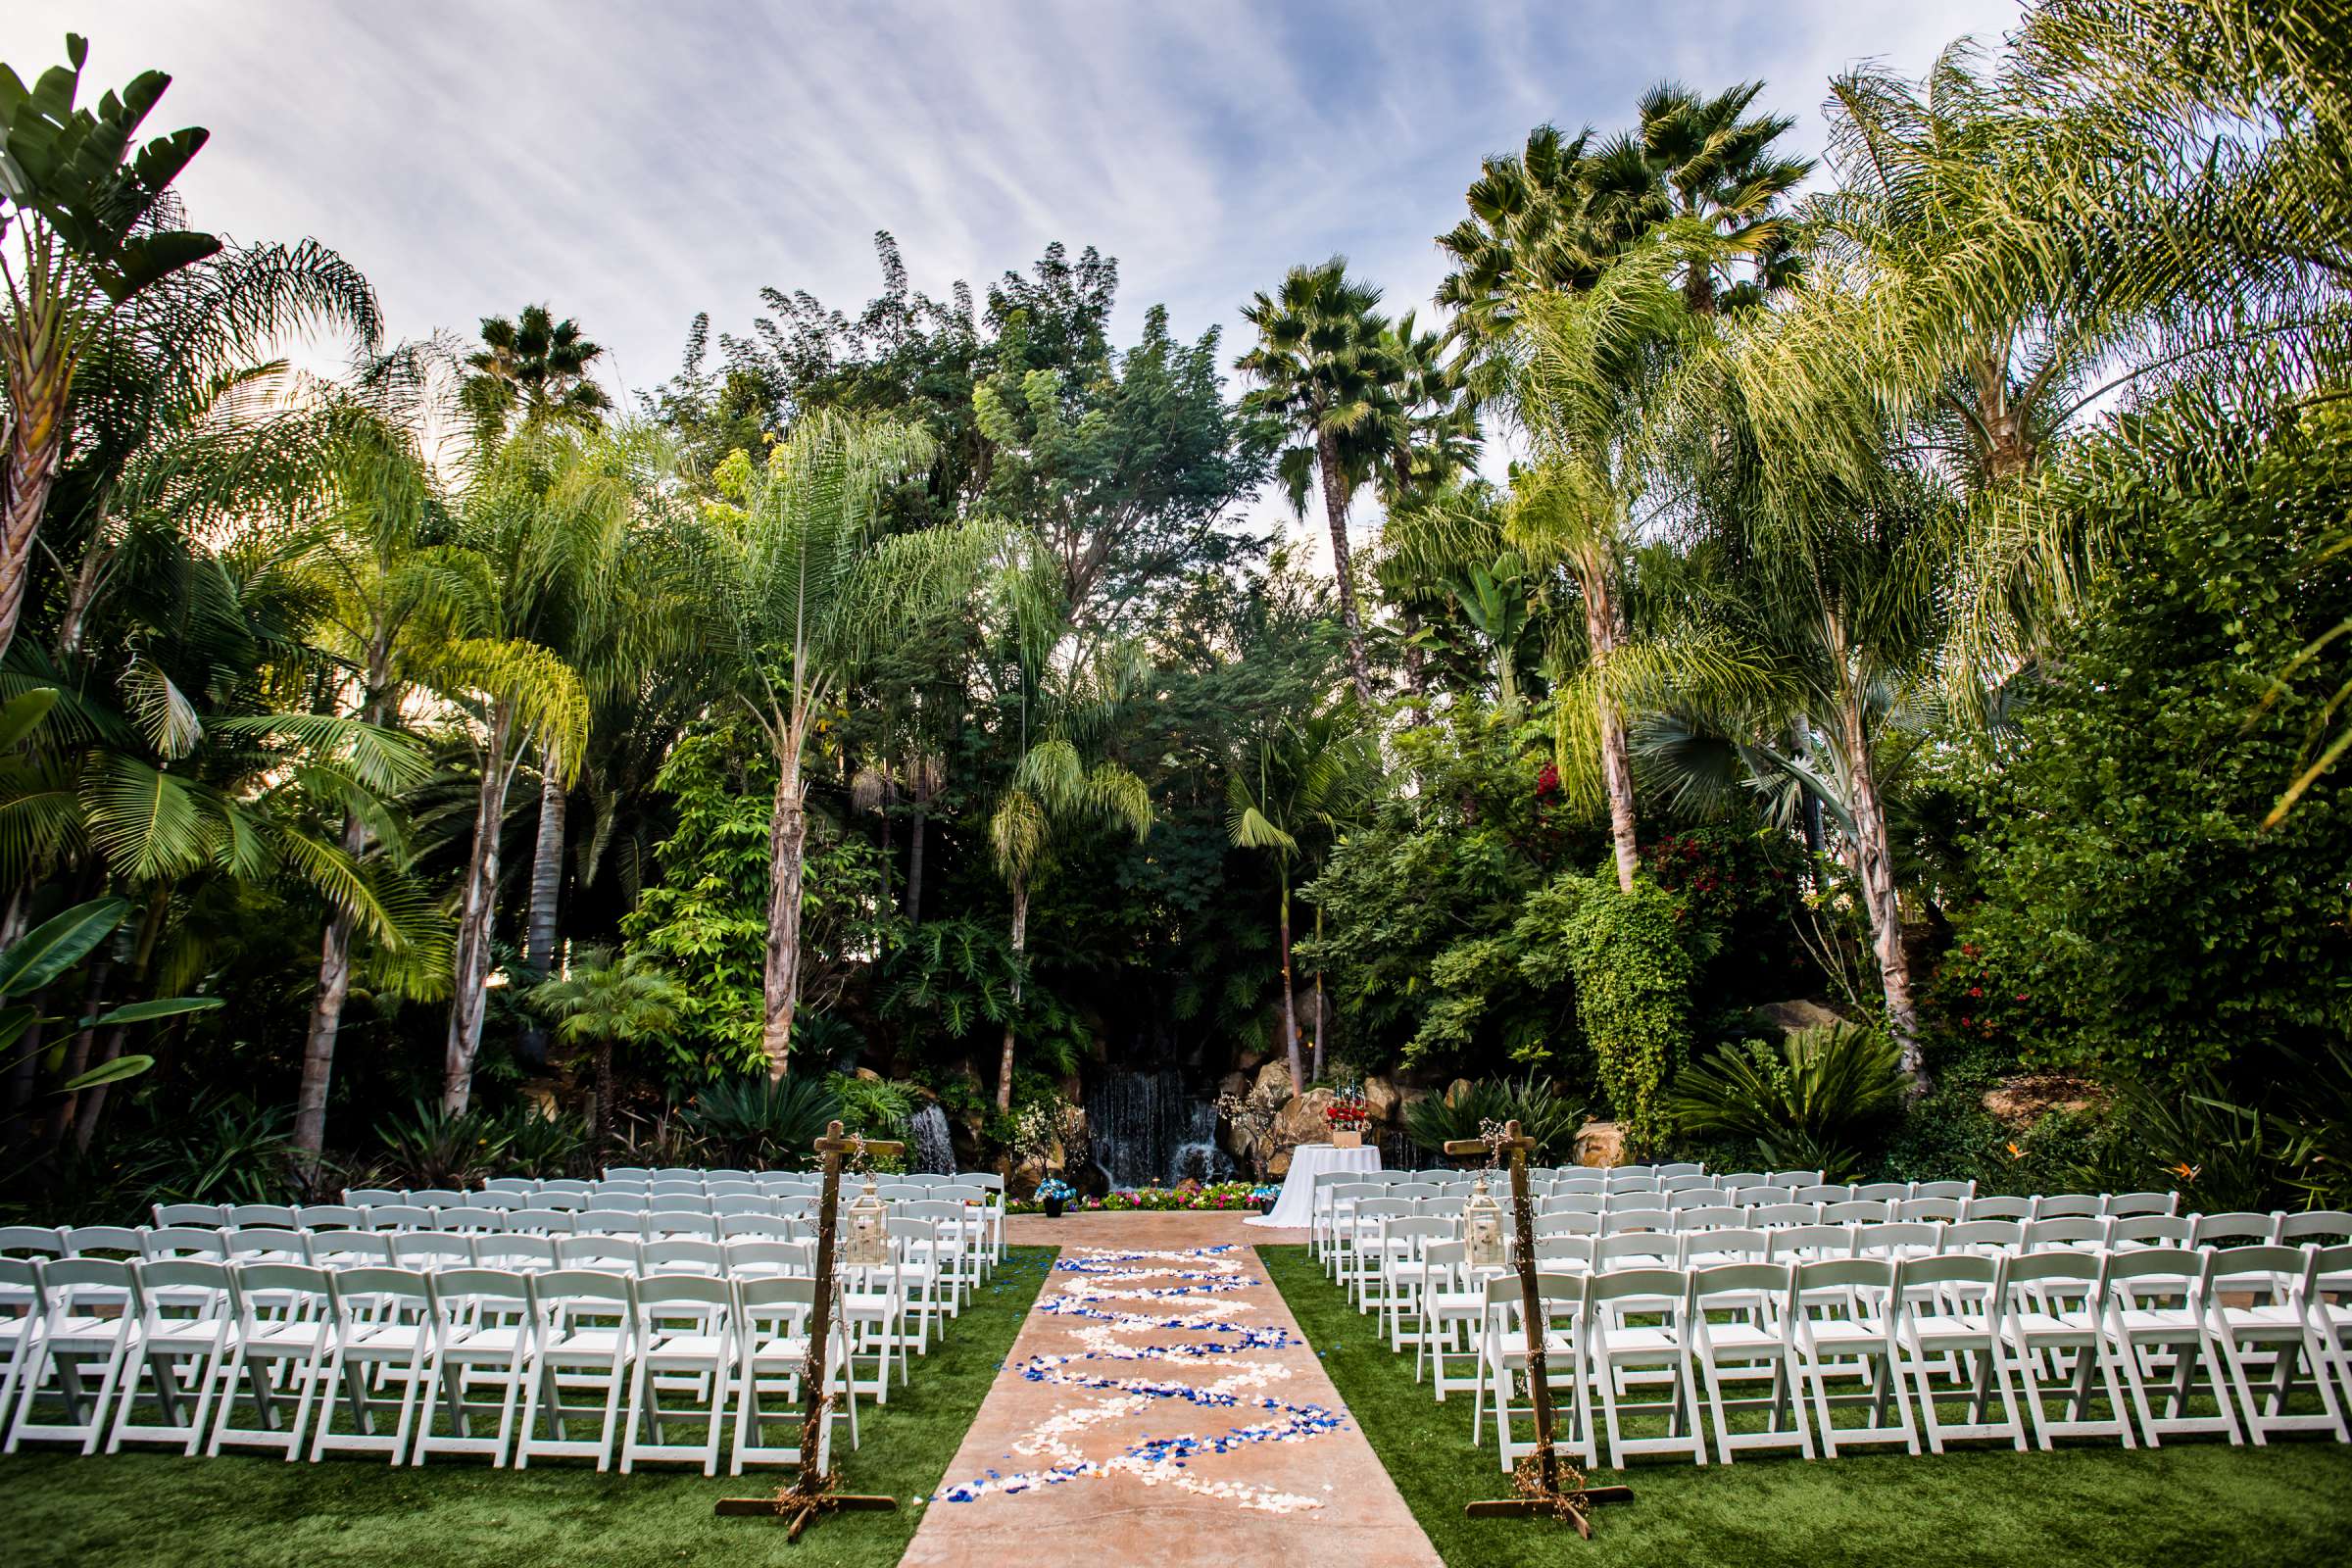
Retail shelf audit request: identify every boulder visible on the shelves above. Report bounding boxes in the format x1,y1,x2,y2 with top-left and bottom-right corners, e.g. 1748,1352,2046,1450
1446,1077,1474,1106
1574,1120,1625,1168
1750,1000,1850,1036
1218,1069,1249,1101
1982,1072,2100,1127
1267,1147,1293,1179
1271,1087,1338,1151
1361,1075,1402,1124
1252,1060,1295,1104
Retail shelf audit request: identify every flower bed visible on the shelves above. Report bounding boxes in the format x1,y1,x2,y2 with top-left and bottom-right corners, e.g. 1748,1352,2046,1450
1009,1179,1283,1214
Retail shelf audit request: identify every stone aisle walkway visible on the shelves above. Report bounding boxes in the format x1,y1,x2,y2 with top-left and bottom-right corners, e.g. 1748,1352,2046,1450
901,1211,1440,1568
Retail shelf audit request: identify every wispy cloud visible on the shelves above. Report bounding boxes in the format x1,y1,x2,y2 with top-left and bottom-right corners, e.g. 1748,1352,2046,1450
4,0,2020,548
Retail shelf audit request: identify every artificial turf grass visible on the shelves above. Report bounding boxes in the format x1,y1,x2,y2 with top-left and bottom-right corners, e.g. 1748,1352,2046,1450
0,1246,1054,1568
1258,1244,2352,1568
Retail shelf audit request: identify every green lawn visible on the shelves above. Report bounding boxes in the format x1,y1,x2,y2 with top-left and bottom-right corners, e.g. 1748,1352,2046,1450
0,1248,1054,1568
1260,1245,2352,1568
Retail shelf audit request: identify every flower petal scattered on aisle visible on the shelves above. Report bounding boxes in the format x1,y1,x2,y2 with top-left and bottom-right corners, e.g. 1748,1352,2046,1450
933,1245,1342,1514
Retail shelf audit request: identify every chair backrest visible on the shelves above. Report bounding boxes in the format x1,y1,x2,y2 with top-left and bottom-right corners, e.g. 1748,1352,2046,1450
307,1231,396,1268
222,1227,310,1262
230,1261,330,1316
1529,1235,1593,1266
1769,1224,1854,1261
428,1267,533,1319
1941,1218,2023,1254
719,1213,802,1241
1689,1260,1792,1305
367,1204,436,1232
1727,1185,1780,1206
2033,1194,2103,1220
556,1234,642,1270
641,1212,719,1241
2102,1191,2179,1218
710,1197,774,1216
1747,1203,1820,1230
1792,1255,1895,1299
66,1224,145,1257
1911,1179,1974,1201
1533,1210,1598,1238
2276,1209,2352,1247
1824,1200,1894,1226
1852,1182,1911,1202
633,1270,733,1315
586,1193,642,1212
473,1234,557,1270
505,1208,577,1235
1602,1207,1671,1235
1894,1251,2000,1313
327,1264,434,1318
1668,1205,1740,1233
736,1272,817,1316
2108,1214,2193,1248
1767,1170,1820,1190
1896,1198,1964,1223
649,1193,711,1214
1655,1162,1706,1180
1589,1265,1686,1312
1680,1226,1768,1263
1592,1232,1673,1267
295,1204,365,1231
1716,1173,1767,1190
133,1255,235,1306
1487,1269,1584,1313
539,1178,591,1195
1663,1190,1724,1211
1797,1185,1854,1205
1544,1193,1604,1215
343,1189,402,1208
225,1203,299,1229
142,1226,226,1260
2022,1216,2105,1250
1853,1221,1941,1258
1553,1176,1605,1196
438,1206,509,1233
2203,1244,2310,1304
0,1225,66,1257
2190,1211,2279,1247
391,1233,475,1269
535,1192,589,1211
1965,1196,2034,1221
642,1237,725,1274
2098,1245,2202,1300
408,1189,466,1208
482,1177,535,1194
604,1167,653,1180
2001,1249,2099,1291
725,1240,814,1277
1351,1199,1411,1225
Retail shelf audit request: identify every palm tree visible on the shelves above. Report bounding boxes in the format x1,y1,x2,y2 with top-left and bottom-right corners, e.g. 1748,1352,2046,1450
1582,81,1812,315
986,633,1153,1110
0,33,379,662
1237,259,1411,708
701,410,994,1080
1437,123,1612,364
1227,708,1376,1088
461,304,612,441
528,946,684,1141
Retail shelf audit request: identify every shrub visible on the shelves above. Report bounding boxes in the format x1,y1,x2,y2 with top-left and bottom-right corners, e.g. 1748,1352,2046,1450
126,1092,299,1207
1672,1023,1904,1181
679,1073,839,1168
496,1105,589,1178
1403,1073,1585,1164
375,1102,514,1189
1561,875,1692,1155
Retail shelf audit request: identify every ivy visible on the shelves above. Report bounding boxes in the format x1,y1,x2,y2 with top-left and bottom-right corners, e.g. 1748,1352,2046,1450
1560,874,1694,1156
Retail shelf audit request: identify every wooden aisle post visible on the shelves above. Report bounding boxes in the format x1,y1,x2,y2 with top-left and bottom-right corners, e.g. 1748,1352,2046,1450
1441,1118,1633,1537
715,1119,905,1543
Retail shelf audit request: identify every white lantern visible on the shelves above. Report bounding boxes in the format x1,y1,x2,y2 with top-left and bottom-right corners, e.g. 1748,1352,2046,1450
846,1176,890,1269
1465,1172,1506,1271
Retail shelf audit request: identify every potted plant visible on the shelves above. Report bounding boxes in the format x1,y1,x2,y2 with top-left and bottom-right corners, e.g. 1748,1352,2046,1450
1326,1084,1372,1149
1037,1175,1075,1218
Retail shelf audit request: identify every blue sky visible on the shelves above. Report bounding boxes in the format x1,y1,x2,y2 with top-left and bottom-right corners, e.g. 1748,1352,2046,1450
7,2,2019,530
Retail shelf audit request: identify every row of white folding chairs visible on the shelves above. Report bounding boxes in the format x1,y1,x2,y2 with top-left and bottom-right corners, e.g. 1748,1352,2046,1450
335,1182,996,1212
142,1202,959,1244
1531,1191,2182,1222
1444,1243,2352,1471
1343,1208,2352,1318
0,1254,865,1474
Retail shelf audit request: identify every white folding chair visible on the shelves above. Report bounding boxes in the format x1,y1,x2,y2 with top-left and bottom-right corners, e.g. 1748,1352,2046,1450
1688,1261,1811,1462
621,1273,734,1475
2203,1244,2347,1445
1586,1266,1706,1466
1892,1252,2026,1452
206,1262,336,1458
2000,1250,2133,1448
1788,1256,1918,1456
516,1270,635,1471
414,1268,535,1465
311,1266,436,1462
731,1275,860,1471
105,1259,236,1454
1473,1272,1592,1471
2101,1247,2240,1446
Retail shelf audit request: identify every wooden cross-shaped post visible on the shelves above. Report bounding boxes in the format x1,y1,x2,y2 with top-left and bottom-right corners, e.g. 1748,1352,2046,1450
1441,1119,1632,1536
716,1119,906,1542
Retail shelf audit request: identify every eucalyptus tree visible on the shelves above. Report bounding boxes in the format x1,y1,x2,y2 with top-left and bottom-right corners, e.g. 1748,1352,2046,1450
1237,259,1413,707
985,625,1153,1110
1226,707,1376,1087
702,409,995,1080
0,34,378,662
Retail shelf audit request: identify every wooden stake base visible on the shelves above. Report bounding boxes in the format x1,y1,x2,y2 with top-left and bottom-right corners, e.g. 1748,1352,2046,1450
1465,1484,1634,1538
715,1493,898,1543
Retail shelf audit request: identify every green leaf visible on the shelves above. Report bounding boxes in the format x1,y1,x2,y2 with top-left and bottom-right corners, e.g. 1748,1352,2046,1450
60,1054,154,1093
0,1002,38,1054
0,896,129,1000
0,686,58,750
91,995,221,1026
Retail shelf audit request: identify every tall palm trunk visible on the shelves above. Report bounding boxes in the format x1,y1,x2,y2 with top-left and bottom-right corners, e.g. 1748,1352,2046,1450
444,701,517,1113
296,664,392,1154
1579,557,1640,893
1838,692,1927,1093
760,756,807,1082
0,271,71,665
906,802,928,927
71,894,164,1153
1310,906,1327,1081
995,875,1030,1111
519,742,565,1067
1317,430,1374,708
45,954,114,1151
1277,870,1301,1092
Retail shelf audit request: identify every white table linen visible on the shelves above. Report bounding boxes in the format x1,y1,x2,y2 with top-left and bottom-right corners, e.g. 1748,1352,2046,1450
1244,1142,1381,1228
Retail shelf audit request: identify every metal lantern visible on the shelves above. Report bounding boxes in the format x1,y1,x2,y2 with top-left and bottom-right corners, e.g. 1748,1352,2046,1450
1465,1171,1506,1271
846,1176,891,1268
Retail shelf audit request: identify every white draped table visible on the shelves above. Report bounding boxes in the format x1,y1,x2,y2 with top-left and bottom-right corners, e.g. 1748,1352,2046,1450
1244,1141,1381,1228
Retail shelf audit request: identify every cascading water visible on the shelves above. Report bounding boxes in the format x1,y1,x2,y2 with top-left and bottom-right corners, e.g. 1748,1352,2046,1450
1085,1066,1234,1188
907,1102,956,1174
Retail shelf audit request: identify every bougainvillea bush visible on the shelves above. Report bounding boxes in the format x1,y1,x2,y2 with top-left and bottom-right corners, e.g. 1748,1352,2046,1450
1009,1180,1281,1213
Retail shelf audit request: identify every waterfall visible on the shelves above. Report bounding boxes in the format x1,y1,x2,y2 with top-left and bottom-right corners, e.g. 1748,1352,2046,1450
1085,1066,1234,1188
908,1102,956,1175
